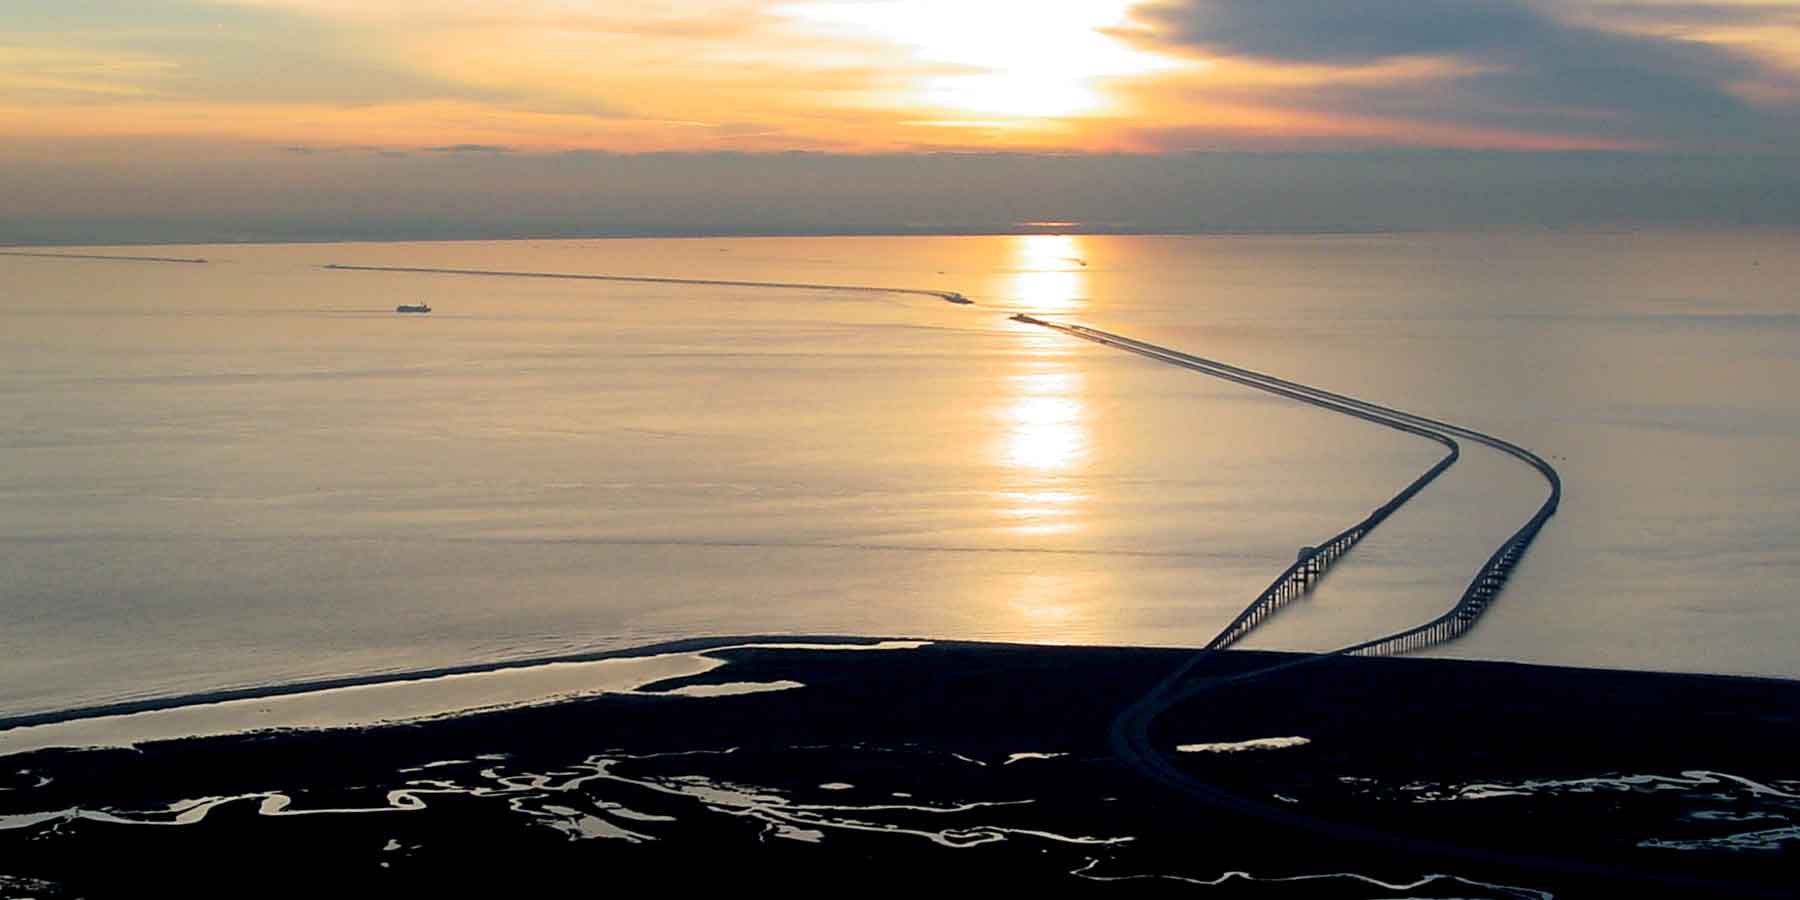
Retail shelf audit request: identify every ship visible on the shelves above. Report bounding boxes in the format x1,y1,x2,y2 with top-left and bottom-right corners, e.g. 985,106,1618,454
396,302,431,314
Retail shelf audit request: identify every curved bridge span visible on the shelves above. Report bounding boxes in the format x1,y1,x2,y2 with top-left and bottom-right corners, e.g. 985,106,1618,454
1010,316,1462,654
1059,323,1561,656
1009,313,1567,884
1011,315,1560,658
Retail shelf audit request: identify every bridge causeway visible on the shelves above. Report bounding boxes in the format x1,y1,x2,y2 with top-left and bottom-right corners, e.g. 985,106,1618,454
1005,311,1566,875
322,263,971,304
1010,314,1560,658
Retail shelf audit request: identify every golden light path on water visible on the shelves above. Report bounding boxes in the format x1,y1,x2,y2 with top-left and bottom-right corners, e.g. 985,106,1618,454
994,236,1096,633
1004,376,1087,476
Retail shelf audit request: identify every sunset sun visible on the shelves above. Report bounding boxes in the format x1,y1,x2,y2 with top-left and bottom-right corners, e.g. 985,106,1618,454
778,0,1177,120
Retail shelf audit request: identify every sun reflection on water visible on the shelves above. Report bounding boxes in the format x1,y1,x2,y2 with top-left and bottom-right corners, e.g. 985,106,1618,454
1005,391,1085,473
1008,573,1084,628
997,370,1088,537
980,235,1103,639
1008,234,1089,313
997,489,1088,537
995,235,1091,541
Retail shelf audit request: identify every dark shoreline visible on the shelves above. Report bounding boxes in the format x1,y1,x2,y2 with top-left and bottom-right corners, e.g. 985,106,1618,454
0,634,895,730
2,642,1795,897
5,634,1791,732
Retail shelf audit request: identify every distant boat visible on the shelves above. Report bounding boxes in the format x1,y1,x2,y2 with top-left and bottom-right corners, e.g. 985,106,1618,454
396,302,431,314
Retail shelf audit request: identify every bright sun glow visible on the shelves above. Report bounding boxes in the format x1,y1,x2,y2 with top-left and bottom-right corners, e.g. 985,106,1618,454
1006,393,1086,471
1010,234,1088,312
778,0,1174,118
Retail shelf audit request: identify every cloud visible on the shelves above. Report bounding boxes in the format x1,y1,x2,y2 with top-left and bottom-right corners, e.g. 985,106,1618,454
4,2,1792,156
422,144,515,154
1582,3,1800,29
279,144,392,155
1134,0,1544,63
0,1,519,107
1130,0,1797,149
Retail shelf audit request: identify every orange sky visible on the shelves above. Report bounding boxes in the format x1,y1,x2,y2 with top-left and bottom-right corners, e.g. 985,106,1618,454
4,0,1798,159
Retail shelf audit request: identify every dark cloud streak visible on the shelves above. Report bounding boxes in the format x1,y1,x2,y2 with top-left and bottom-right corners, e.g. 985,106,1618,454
1136,0,1545,63
1584,3,1800,28
1132,0,1795,149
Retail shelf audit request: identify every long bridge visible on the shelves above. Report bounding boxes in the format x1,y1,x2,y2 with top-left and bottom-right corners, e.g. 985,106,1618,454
1010,315,1560,659
1007,316,1462,654
262,261,1677,888
1004,312,1573,886
321,263,971,304
1080,321,1561,656
315,262,1559,672
317,257,1559,658
1006,312,1567,870
1017,302,1754,895
318,254,1558,658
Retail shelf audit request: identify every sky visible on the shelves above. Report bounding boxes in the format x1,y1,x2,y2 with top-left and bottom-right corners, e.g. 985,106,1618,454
3,1,1798,241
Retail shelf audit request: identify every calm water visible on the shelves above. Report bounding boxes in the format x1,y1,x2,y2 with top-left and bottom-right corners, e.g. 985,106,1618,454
3,231,1797,718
